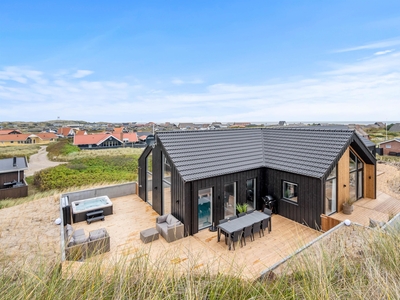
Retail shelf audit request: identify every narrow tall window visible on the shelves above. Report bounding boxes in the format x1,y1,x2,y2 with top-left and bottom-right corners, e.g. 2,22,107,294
162,153,171,214
224,182,236,218
246,178,256,210
325,166,337,215
146,150,153,205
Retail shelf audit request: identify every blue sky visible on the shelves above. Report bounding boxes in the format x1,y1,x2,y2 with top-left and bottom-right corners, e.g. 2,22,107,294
0,0,400,123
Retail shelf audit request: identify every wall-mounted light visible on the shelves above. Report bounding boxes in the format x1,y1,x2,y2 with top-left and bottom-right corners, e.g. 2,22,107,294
369,176,371,179
343,184,346,188
176,199,180,203
154,186,157,190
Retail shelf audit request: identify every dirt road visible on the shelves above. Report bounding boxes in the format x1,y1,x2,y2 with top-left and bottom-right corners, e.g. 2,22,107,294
26,146,66,176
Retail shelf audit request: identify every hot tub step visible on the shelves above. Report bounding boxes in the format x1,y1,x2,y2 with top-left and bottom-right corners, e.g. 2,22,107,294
86,210,105,224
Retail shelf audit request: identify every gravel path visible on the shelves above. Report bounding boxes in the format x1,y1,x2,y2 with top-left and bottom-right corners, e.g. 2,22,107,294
25,146,66,176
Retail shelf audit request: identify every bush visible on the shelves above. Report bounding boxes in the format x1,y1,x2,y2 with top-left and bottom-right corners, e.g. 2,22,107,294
33,155,139,191
47,139,80,160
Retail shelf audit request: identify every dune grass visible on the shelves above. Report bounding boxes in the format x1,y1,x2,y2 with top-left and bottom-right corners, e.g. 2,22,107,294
1,226,399,299
0,144,41,160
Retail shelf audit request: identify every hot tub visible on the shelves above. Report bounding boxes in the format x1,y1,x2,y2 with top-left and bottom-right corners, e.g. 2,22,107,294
71,196,113,223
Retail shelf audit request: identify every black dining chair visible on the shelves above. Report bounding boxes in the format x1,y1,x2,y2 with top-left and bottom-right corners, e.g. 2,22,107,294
229,229,243,250
263,208,272,232
252,220,262,239
246,209,255,214
219,219,229,244
238,212,246,217
228,215,238,221
242,225,253,246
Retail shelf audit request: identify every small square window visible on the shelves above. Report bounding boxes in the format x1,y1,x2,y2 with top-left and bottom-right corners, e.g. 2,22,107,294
283,181,298,203
385,144,391,149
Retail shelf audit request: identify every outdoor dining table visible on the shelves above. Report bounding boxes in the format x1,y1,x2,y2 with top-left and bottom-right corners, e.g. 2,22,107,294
216,211,271,243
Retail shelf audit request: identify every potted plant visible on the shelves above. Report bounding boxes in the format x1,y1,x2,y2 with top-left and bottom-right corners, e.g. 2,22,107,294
342,198,356,215
236,203,248,215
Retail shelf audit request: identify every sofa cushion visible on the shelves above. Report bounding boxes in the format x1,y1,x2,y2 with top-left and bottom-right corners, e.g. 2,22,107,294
157,214,168,223
89,230,106,241
67,237,75,247
74,235,88,245
73,228,85,239
166,214,175,225
167,221,181,228
66,224,74,238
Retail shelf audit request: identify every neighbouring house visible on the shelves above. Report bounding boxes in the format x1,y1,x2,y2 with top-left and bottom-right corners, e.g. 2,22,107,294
178,123,196,130
58,127,75,137
278,121,287,126
377,138,400,156
0,157,28,200
75,130,87,136
73,132,139,149
0,133,58,146
138,128,376,235
0,129,22,135
389,123,400,132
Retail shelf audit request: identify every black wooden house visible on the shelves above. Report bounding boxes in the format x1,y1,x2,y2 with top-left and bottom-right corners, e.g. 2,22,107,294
138,128,376,235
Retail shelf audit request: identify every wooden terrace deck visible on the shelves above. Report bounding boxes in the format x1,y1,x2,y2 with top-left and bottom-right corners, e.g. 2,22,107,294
330,190,400,226
66,195,321,279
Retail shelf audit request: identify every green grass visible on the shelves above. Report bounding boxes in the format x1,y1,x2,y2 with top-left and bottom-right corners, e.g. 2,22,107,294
32,141,144,192
47,138,80,160
1,227,399,299
365,127,399,144
33,155,139,191
0,144,41,160
376,154,400,163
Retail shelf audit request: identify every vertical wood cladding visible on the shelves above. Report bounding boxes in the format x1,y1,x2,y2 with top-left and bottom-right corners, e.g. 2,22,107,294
364,164,376,199
266,169,323,229
190,169,262,235
0,171,21,187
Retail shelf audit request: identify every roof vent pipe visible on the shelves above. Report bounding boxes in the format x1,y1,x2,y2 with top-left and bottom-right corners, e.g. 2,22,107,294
13,157,17,167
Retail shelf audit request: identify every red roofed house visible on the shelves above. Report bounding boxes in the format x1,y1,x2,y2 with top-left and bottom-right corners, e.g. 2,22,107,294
57,127,75,137
75,130,87,136
0,129,22,135
73,132,139,149
0,133,57,146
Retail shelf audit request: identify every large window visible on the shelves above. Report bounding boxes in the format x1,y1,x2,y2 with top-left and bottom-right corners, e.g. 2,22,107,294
224,182,236,218
246,178,256,210
162,153,171,214
198,188,212,230
349,150,363,200
325,166,337,215
283,181,298,203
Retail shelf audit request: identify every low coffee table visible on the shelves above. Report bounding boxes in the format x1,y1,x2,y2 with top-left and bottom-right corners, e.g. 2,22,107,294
140,228,159,244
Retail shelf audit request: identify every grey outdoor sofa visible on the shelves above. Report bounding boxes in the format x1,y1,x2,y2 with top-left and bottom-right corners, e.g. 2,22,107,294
156,214,184,243
64,225,110,261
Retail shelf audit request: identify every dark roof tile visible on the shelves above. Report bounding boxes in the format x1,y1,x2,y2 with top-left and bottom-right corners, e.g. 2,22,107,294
157,128,356,181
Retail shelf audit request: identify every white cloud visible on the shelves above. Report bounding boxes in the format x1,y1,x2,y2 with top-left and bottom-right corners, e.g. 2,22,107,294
374,49,394,55
72,70,94,78
171,78,204,85
334,37,400,53
0,51,399,122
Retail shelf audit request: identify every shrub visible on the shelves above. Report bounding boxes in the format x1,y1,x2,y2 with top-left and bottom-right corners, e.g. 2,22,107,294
33,155,139,191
